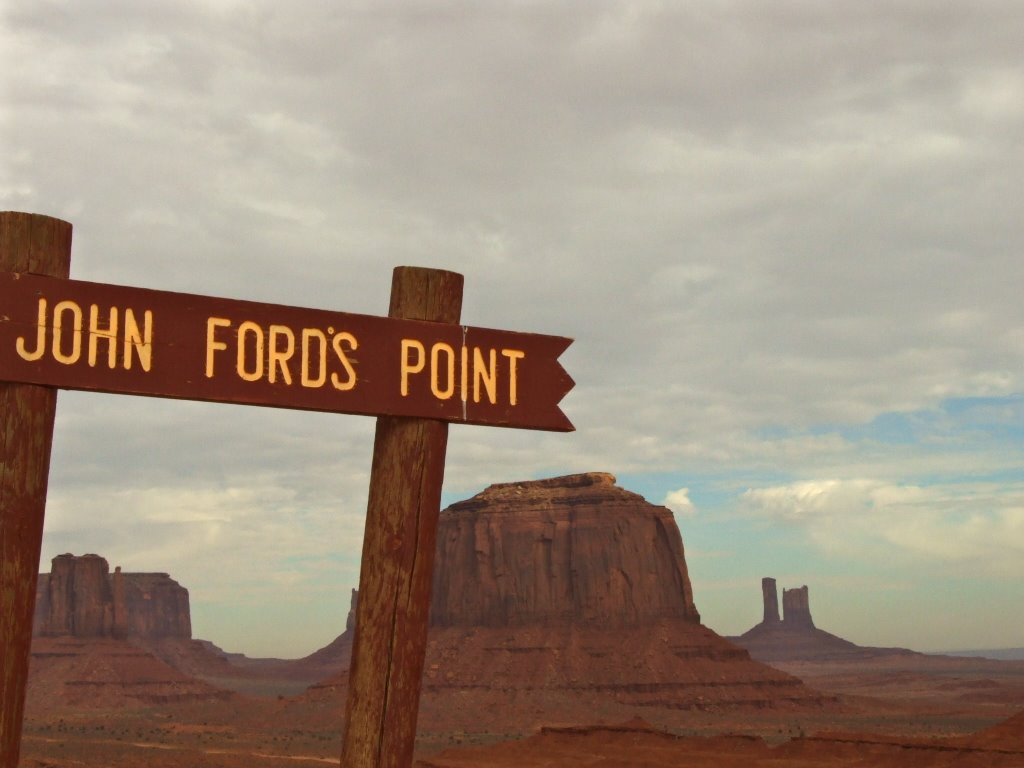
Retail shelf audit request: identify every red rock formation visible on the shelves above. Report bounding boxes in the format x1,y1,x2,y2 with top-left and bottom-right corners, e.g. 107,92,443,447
41,553,113,637
111,565,128,638
762,577,781,624
782,585,814,629
304,474,829,733
430,473,700,628
34,554,191,641
121,571,192,639
26,637,231,710
734,578,914,662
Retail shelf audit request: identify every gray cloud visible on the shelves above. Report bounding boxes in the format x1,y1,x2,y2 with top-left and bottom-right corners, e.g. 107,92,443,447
4,0,1023,655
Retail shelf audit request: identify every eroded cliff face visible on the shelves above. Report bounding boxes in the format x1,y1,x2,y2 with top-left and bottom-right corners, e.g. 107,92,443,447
430,472,700,628
34,554,191,641
782,585,814,629
762,577,781,624
42,553,113,637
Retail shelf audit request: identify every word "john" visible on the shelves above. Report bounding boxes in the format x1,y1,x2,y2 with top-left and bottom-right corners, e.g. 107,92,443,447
15,298,153,370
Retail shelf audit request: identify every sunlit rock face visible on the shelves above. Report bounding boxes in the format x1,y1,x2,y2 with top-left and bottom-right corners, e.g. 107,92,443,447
430,472,701,629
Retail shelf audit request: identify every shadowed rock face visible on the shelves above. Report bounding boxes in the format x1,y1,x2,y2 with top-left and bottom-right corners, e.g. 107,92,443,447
34,554,191,641
733,578,914,662
782,585,814,628
762,577,781,624
44,553,113,637
430,472,701,628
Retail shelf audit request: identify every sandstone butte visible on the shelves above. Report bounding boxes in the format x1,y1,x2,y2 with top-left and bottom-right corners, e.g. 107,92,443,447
731,577,917,662
431,472,700,628
34,552,191,640
27,553,230,709
304,472,829,733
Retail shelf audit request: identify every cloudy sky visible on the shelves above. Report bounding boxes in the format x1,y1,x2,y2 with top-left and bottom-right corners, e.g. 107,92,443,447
4,1,1023,658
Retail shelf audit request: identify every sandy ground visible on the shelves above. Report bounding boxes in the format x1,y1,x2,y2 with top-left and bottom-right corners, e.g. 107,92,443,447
18,651,1024,767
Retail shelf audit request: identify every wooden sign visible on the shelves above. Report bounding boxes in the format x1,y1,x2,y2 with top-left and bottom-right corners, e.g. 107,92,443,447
0,211,576,768
0,271,573,431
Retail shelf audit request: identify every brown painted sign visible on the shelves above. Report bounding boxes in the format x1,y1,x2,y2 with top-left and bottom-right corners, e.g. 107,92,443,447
0,271,573,431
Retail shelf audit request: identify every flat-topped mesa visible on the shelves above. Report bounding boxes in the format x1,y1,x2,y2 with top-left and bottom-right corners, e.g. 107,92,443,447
308,479,830,719
782,585,815,629
430,472,701,628
34,553,191,641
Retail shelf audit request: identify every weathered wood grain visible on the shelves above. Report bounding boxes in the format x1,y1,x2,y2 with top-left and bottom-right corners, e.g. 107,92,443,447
0,212,71,768
341,267,462,768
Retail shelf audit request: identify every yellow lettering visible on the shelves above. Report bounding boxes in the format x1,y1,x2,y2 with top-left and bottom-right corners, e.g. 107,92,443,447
88,305,119,369
502,349,525,406
330,332,359,391
473,347,497,404
460,345,469,403
431,343,455,400
400,339,425,396
236,321,264,382
205,317,230,378
268,324,295,385
301,328,327,387
123,309,153,372
15,298,47,362
52,300,82,365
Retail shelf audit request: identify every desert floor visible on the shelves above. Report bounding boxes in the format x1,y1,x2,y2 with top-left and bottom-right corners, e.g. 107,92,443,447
19,651,1024,767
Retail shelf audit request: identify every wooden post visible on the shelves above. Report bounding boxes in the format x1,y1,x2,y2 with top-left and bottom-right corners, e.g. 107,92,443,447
0,212,72,768
341,267,463,768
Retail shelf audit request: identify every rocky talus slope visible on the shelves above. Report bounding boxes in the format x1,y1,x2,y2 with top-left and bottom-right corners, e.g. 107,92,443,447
28,554,230,708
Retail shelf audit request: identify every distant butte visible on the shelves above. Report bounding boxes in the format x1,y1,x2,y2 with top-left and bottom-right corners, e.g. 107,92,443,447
731,577,916,662
28,554,231,710
29,478,835,728
34,553,191,641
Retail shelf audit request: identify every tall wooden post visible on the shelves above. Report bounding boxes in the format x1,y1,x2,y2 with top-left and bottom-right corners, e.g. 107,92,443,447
0,212,72,768
341,267,463,768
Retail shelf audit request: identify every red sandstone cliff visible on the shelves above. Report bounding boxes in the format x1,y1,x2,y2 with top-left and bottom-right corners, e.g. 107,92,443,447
431,472,700,628
34,553,191,641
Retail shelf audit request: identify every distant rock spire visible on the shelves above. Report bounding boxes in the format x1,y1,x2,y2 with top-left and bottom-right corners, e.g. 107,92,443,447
762,577,781,624
782,585,815,629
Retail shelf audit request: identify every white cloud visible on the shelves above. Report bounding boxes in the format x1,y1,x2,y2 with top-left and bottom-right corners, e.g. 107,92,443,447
741,478,1024,577
663,487,697,518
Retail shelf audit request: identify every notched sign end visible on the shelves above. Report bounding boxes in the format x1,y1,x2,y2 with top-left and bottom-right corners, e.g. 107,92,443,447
548,335,575,433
